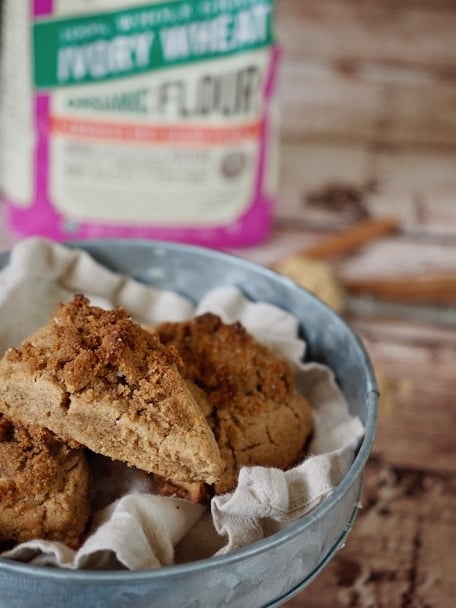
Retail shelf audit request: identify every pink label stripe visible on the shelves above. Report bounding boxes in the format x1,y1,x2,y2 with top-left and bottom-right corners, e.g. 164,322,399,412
33,0,53,17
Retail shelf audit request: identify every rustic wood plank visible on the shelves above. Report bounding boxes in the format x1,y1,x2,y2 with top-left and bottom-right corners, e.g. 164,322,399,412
386,77,456,148
275,141,456,236
351,319,456,475
283,458,456,607
337,239,456,281
367,149,456,237
276,0,456,75
275,142,372,228
417,519,456,606
278,62,456,148
278,62,382,143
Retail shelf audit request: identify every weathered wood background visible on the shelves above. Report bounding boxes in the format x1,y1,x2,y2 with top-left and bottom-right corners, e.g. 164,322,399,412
241,2,456,606
0,1,455,606
273,0,456,234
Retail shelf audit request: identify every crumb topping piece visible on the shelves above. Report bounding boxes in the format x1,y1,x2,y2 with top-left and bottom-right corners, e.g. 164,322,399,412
0,414,90,549
0,295,223,484
157,313,313,495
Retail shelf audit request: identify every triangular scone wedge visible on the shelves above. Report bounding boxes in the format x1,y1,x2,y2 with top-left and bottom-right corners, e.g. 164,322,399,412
0,294,223,484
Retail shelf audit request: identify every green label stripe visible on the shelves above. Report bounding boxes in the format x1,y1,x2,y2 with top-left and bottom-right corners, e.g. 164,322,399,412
33,0,275,89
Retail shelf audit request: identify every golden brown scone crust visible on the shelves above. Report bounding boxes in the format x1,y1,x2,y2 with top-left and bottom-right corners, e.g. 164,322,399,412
0,295,223,485
156,313,313,496
0,415,90,549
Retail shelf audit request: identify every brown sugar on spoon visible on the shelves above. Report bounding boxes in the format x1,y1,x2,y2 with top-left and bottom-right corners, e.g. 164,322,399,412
155,313,314,498
0,415,90,549
0,295,223,486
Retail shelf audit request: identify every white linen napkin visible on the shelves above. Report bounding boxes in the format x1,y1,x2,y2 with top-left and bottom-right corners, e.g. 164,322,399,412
0,238,364,569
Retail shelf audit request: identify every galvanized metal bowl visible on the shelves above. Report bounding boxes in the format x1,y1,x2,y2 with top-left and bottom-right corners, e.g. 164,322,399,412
0,239,377,608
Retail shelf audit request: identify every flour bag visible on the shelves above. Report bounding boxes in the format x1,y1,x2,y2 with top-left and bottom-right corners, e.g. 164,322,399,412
0,0,279,246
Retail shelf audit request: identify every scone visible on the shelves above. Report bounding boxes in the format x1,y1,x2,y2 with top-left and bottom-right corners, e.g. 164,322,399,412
0,295,223,485
156,313,314,497
0,414,90,549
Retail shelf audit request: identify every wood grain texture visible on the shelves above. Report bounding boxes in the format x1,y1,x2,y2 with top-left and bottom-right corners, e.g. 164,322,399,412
275,0,456,149
276,0,456,74
278,62,456,147
353,319,456,475
277,62,382,143
282,458,456,607
275,141,456,235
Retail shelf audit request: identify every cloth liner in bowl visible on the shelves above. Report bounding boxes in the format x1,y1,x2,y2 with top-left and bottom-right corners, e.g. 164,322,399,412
0,238,364,570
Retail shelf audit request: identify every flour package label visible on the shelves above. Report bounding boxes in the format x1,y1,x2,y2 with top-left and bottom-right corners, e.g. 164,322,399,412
0,0,279,246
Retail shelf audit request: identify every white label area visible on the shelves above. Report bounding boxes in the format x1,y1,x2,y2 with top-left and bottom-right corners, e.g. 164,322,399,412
50,51,270,225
